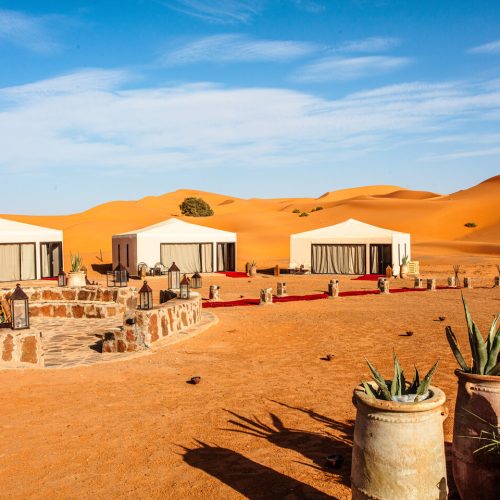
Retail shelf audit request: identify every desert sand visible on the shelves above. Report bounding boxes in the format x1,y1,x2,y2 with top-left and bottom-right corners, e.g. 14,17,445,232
0,176,499,499
1,175,499,274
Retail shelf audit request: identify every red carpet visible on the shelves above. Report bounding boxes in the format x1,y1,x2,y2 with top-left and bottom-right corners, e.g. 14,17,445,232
352,274,385,281
216,271,249,278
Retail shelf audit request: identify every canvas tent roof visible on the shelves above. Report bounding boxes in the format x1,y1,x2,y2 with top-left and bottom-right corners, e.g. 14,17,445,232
291,218,409,241
0,217,62,240
116,218,236,240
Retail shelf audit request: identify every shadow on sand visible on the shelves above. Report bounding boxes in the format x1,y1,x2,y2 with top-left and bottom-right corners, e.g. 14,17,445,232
181,440,333,499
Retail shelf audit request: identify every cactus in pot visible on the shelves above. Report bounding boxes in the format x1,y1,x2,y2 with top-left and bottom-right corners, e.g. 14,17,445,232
67,252,86,287
400,255,409,278
248,260,257,277
444,295,500,500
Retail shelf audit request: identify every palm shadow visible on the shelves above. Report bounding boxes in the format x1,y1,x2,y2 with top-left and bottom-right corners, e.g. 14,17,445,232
223,404,353,487
181,440,333,499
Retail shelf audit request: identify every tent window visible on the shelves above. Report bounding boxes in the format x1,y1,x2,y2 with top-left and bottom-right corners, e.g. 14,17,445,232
0,243,36,282
311,244,366,274
40,242,62,278
217,243,236,272
160,243,214,273
370,244,392,274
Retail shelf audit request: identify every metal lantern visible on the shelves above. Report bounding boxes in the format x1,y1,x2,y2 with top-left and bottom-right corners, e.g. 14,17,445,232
191,271,202,289
114,263,128,287
10,284,29,330
168,262,180,290
58,269,67,287
138,281,153,310
179,274,191,300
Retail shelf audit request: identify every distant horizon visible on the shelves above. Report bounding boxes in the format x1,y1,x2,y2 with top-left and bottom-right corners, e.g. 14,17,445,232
1,1,500,213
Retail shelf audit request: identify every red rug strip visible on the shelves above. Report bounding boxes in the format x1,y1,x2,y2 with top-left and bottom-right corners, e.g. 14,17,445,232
352,274,386,281
216,271,249,278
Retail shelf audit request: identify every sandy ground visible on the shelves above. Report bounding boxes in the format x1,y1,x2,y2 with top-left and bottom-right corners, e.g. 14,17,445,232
1,264,499,499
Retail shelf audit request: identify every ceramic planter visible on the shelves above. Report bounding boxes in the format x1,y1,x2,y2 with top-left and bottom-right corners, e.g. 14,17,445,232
452,370,500,500
400,264,408,279
351,384,448,499
67,271,86,287
248,265,257,277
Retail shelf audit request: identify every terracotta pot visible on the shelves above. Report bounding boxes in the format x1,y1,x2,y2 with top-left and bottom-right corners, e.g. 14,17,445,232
452,370,500,500
400,264,408,278
351,384,448,500
248,265,257,277
67,271,86,287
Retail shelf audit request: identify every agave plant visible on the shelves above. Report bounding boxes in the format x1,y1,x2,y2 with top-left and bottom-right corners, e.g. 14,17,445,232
70,252,83,273
401,255,409,265
445,295,500,376
453,264,461,282
460,409,500,455
362,352,439,402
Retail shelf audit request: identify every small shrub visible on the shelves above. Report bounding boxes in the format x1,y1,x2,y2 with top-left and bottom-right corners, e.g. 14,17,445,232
179,197,214,217
299,212,309,217
464,222,477,228
313,206,324,212
292,209,301,214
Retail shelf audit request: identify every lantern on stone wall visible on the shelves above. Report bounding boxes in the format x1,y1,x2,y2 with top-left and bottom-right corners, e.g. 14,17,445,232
191,271,202,289
179,274,191,299
58,269,67,287
168,262,180,290
138,281,153,310
114,263,128,287
9,284,29,330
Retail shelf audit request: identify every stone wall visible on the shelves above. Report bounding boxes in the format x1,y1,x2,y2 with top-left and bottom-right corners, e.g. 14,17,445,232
0,329,44,368
103,294,202,353
0,286,137,320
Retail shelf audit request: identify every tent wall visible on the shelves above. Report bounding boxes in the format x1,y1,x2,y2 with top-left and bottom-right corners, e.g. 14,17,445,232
112,235,137,275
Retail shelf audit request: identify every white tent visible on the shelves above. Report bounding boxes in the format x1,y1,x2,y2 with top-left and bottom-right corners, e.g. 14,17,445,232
290,218,411,275
112,218,237,275
0,218,64,282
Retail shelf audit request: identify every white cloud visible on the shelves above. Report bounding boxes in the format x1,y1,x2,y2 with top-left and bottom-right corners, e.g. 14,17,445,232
164,34,320,65
1,70,500,175
0,9,59,53
419,147,500,162
334,36,399,53
164,0,262,24
468,39,500,54
295,55,411,82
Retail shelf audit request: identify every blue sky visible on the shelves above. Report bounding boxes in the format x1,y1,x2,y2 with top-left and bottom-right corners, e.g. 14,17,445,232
1,1,500,214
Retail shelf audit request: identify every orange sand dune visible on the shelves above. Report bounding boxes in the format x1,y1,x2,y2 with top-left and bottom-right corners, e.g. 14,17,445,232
1,176,499,271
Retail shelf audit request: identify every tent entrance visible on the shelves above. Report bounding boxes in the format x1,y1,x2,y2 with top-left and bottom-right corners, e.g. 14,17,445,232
41,242,63,278
370,244,392,274
0,243,36,282
160,243,213,273
311,244,366,274
217,243,236,272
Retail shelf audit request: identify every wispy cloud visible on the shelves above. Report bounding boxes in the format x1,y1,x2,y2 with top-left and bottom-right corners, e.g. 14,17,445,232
0,9,60,54
164,0,262,24
163,34,320,65
295,55,410,82
420,147,500,162
468,39,500,54
333,36,400,53
289,0,326,14
1,70,500,175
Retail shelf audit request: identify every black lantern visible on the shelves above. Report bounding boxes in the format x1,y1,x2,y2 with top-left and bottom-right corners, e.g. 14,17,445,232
107,263,128,287
179,274,191,299
191,271,202,289
138,281,153,310
168,262,180,290
58,269,67,287
10,284,29,330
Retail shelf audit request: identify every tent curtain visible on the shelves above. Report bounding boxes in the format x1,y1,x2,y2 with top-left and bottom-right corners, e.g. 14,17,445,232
312,244,366,274
0,244,21,282
370,245,379,274
161,244,201,273
217,243,225,271
21,244,36,280
200,243,213,273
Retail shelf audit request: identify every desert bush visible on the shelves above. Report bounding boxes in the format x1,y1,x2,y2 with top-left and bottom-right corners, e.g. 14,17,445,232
311,206,324,212
464,222,477,228
179,197,214,217
292,209,301,214
299,212,309,217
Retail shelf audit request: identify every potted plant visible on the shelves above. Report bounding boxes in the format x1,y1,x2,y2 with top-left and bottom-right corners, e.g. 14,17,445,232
248,260,257,277
444,295,500,499
351,353,448,499
67,253,86,287
400,255,409,278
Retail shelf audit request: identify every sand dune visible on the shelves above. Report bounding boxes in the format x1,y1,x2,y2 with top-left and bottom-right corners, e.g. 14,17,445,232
1,176,499,271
